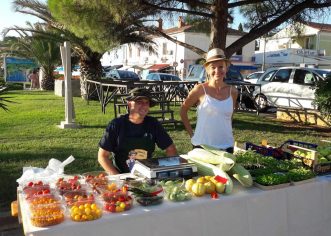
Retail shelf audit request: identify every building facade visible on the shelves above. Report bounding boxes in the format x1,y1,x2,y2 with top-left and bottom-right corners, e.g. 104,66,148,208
255,21,331,69
101,17,256,78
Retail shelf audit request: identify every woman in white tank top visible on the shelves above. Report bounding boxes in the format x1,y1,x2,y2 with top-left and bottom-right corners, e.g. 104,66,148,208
180,48,238,152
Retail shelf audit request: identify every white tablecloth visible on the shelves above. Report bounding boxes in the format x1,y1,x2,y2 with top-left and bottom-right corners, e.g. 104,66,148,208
19,176,331,236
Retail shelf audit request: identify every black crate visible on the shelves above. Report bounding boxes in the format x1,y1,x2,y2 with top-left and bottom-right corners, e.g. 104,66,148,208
245,142,285,159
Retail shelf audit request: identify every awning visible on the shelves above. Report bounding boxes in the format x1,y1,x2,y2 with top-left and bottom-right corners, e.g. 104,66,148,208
148,64,171,72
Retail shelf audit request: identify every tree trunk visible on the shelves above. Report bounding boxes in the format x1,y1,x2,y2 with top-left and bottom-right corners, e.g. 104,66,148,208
79,52,103,100
40,66,55,90
210,0,228,55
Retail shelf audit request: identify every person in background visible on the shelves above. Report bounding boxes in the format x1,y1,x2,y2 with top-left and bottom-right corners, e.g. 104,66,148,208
28,69,39,89
98,88,177,174
180,48,238,153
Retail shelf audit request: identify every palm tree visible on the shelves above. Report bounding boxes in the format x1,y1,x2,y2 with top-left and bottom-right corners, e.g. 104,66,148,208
11,0,157,99
8,0,104,98
2,26,61,90
0,87,14,112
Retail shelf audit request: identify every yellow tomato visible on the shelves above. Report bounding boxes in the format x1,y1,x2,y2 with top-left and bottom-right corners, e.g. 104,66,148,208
204,181,216,194
74,214,81,221
204,176,212,181
191,182,206,197
90,203,97,210
215,182,226,194
185,179,196,192
196,176,206,184
119,202,126,209
107,182,117,191
85,208,91,215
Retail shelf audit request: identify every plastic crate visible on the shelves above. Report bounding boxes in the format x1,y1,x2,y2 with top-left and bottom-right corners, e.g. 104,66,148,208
280,139,318,150
245,142,284,159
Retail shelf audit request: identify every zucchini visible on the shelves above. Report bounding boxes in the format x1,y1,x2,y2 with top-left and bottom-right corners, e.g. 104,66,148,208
201,144,237,161
187,148,235,171
228,164,253,187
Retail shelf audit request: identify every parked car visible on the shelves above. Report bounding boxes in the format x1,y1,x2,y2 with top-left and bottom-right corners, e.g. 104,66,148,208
104,69,140,81
102,66,113,77
145,73,181,81
185,64,244,83
253,67,330,112
244,71,264,84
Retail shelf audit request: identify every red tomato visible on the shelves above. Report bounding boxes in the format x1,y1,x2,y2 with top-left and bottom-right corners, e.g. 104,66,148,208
108,204,116,212
42,189,50,194
210,191,218,199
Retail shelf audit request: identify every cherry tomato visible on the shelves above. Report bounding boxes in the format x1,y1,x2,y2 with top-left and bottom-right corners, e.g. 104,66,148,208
210,191,218,199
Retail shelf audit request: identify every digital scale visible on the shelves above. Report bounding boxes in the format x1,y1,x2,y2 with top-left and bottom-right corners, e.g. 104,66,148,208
130,156,198,179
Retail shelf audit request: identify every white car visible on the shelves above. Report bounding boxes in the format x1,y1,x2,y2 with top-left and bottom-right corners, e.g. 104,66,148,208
244,71,264,84
253,67,330,111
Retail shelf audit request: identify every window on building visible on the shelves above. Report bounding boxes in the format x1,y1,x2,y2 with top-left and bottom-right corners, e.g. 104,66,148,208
128,46,132,58
255,41,260,51
162,43,167,55
137,48,140,57
304,38,313,49
236,48,242,55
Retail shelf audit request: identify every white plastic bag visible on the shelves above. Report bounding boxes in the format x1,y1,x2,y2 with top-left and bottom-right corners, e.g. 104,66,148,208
17,155,75,185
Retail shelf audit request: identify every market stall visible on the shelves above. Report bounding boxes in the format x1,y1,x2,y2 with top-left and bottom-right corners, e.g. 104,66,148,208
17,141,331,236
18,175,331,236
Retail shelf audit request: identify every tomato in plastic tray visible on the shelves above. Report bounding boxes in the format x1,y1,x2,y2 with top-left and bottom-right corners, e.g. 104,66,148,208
55,175,83,194
29,207,65,227
23,185,51,199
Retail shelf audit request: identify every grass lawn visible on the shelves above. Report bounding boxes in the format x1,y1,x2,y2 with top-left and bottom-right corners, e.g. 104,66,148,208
0,90,330,211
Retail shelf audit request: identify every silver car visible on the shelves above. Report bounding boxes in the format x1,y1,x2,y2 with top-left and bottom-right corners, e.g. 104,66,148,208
145,73,181,81
253,67,330,111
244,71,264,84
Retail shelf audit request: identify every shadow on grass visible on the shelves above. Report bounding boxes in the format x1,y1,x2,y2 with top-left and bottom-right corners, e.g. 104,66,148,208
234,113,331,136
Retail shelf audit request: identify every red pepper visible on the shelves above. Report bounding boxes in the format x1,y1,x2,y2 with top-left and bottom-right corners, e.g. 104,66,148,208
151,188,163,196
214,175,228,184
210,191,218,199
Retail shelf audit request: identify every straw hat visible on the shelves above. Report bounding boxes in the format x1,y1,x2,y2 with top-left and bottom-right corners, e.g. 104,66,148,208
204,48,230,67
126,88,157,107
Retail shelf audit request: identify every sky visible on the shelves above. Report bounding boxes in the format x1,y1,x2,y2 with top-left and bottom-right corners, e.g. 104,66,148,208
1,0,331,40
0,0,46,39
0,0,244,40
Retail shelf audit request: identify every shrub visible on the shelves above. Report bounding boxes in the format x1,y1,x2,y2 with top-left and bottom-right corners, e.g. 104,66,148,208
314,74,331,120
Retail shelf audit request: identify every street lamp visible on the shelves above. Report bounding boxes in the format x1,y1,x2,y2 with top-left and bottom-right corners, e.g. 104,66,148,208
262,36,266,71
174,36,178,75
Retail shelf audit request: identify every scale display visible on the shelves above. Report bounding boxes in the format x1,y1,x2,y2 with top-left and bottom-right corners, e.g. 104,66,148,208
132,156,197,179
138,156,189,169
